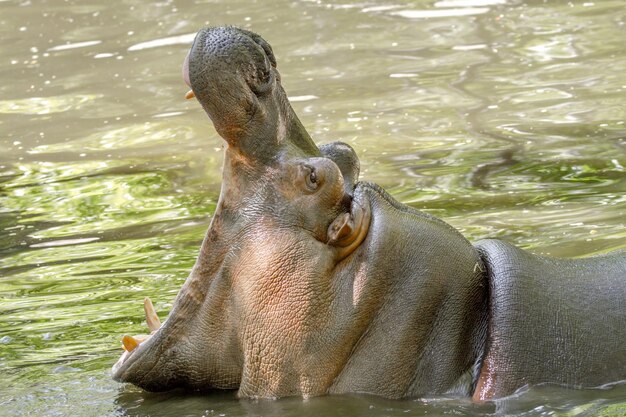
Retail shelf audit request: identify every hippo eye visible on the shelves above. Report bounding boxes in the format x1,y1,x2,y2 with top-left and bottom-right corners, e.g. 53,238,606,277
303,165,318,191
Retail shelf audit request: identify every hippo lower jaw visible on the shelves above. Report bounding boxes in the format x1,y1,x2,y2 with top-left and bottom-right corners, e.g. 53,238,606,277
111,298,166,385
112,182,373,393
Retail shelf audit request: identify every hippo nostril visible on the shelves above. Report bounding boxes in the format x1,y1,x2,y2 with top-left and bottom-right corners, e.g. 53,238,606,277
250,58,275,95
258,40,276,68
229,29,276,69
247,32,277,68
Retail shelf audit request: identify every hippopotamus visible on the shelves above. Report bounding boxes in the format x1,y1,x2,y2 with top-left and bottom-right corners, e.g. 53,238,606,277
112,26,626,401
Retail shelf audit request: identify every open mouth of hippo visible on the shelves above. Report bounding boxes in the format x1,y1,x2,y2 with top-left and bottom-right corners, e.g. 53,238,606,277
112,26,377,396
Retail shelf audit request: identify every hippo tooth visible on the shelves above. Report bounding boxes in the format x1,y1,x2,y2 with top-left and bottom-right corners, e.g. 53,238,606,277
122,335,140,352
185,90,195,99
121,334,150,351
143,297,161,332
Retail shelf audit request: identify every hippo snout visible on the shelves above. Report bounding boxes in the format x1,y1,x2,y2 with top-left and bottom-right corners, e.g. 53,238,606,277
187,27,276,101
184,26,320,163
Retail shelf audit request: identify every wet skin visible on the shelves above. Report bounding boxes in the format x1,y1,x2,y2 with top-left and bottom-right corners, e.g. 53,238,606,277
112,26,626,400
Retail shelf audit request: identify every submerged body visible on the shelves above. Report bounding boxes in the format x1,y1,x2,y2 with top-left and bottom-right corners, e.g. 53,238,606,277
112,26,626,401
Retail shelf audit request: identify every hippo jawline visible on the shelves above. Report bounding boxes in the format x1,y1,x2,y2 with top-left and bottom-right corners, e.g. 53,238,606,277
111,297,166,385
111,181,373,390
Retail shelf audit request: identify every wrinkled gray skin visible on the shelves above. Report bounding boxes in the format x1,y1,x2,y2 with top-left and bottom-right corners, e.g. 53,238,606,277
112,26,626,401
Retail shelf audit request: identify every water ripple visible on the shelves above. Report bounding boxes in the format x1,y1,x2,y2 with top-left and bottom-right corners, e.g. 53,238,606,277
0,94,100,115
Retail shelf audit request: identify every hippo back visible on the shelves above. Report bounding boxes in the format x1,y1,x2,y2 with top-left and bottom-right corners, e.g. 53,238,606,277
473,239,626,400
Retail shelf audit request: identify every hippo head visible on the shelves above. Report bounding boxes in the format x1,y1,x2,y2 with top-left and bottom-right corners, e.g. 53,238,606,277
112,26,371,398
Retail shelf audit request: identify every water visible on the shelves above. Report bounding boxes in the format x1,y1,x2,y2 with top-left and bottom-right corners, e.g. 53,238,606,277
1,0,625,415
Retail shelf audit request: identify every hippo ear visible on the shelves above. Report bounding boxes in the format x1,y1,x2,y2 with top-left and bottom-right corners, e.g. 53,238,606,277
328,213,354,245
326,197,371,260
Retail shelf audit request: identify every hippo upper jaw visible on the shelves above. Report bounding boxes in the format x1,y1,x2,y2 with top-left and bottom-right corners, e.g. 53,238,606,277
185,26,319,163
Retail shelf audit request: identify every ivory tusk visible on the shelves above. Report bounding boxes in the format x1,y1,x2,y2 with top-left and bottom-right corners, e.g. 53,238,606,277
144,297,162,332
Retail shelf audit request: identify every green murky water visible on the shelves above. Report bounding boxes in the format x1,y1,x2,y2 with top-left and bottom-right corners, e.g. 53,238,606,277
1,0,625,415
